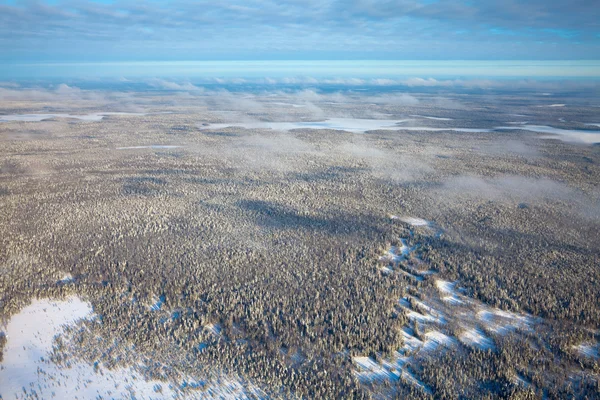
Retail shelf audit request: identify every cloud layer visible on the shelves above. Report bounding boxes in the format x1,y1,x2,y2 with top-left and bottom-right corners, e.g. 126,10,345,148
0,0,598,63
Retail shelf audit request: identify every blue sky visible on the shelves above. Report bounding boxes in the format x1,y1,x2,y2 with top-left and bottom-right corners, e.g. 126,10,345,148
0,0,598,64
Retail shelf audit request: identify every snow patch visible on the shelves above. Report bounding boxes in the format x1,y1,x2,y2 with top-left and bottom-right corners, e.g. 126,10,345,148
391,216,430,226
271,102,306,108
379,266,393,274
435,280,464,305
513,373,531,388
0,112,146,122
410,115,453,121
477,309,534,335
574,343,599,359
57,273,74,284
116,145,182,150
353,356,431,394
205,323,222,336
459,328,495,350
496,125,600,144
200,118,408,133
353,356,398,382
149,295,165,311
422,331,457,351
401,328,424,353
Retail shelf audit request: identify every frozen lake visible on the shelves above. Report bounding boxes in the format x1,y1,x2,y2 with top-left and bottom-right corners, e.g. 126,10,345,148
496,125,600,144
202,118,600,144
201,118,409,133
0,112,146,122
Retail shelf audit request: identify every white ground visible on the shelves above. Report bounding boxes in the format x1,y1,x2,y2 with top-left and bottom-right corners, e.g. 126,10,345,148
201,118,600,144
270,102,306,108
387,126,494,133
390,216,430,226
574,343,599,359
116,145,182,150
0,297,180,399
435,280,464,305
58,273,74,284
0,112,146,122
410,115,453,121
200,118,408,133
496,125,600,144
0,297,261,399
459,328,496,350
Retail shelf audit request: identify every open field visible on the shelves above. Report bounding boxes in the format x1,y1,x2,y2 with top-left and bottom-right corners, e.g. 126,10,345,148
1,85,599,399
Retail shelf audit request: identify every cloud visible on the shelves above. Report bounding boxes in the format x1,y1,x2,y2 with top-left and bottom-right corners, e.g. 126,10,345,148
0,0,597,62
337,139,434,183
368,93,420,106
0,84,105,102
436,175,600,221
147,79,204,92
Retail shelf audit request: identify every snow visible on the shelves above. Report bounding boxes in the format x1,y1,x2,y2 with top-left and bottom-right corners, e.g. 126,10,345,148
0,297,179,399
116,145,182,150
400,369,431,394
205,323,222,336
435,280,455,294
391,216,430,226
400,297,445,325
459,328,495,351
422,331,457,351
401,328,424,353
200,118,408,133
58,273,74,284
513,374,531,388
271,102,306,108
197,119,594,143
410,115,453,121
149,295,165,311
379,240,412,264
477,309,534,335
353,356,398,381
0,112,146,122
0,297,264,399
435,280,464,305
354,214,545,395
379,266,393,274
353,356,431,394
496,125,600,144
574,343,599,359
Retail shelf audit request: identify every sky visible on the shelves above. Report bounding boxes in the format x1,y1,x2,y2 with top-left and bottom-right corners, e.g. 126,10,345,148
0,1,598,81
0,0,599,62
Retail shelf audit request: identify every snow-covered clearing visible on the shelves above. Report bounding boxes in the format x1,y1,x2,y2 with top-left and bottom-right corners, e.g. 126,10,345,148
459,328,496,351
0,297,180,399
0,297,262,399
